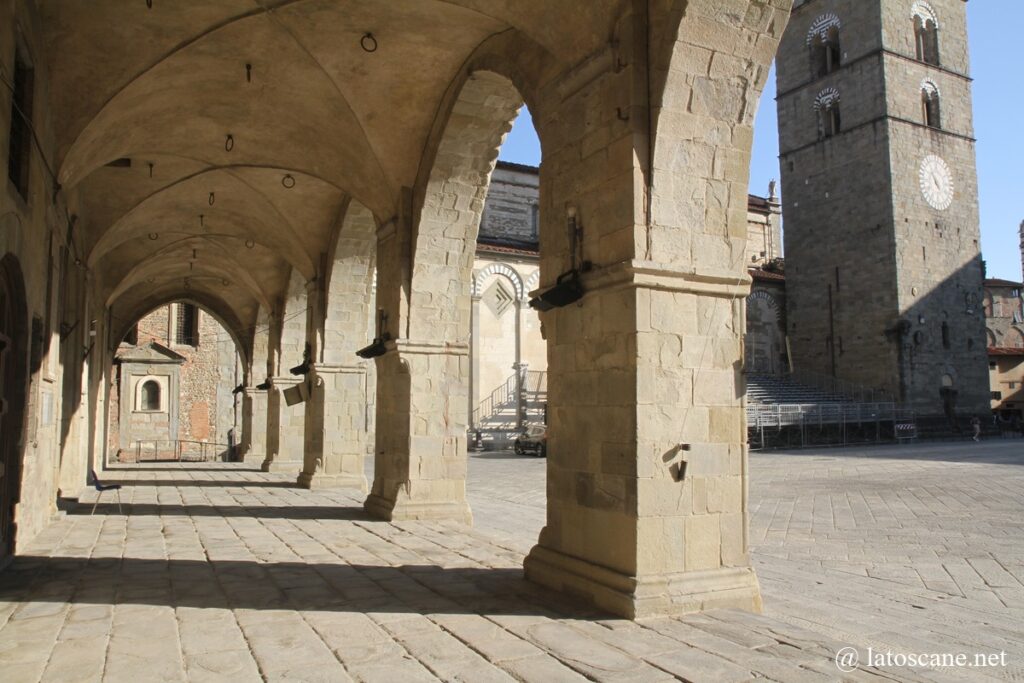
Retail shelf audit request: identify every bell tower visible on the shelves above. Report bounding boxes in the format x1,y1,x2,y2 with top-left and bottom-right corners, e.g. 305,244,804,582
776,0,989,417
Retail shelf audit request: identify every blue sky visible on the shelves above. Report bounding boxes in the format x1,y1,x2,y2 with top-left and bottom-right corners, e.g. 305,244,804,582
500,3,1023,282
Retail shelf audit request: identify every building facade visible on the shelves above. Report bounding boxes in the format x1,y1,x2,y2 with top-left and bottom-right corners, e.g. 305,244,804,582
984,278,1024,419
108,303,243,459
777,0,989,417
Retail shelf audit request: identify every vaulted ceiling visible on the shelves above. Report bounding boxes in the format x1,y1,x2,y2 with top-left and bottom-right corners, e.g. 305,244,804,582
39,0,627,348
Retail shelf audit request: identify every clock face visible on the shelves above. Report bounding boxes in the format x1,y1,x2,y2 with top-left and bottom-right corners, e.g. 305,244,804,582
919,154,954,210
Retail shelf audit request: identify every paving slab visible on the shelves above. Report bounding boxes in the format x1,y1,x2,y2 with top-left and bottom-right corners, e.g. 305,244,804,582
0,440,1021,681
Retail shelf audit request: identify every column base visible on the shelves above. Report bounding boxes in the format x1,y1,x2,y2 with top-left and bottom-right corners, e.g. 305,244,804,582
523,544,762,619
243,452,265,467
297,471,368,493
364,493,473,524
261,459,302,475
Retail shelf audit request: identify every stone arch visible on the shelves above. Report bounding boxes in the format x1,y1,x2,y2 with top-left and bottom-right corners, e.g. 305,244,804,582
0,253,30,562
251,305,273,380
472,263,525,301
111,295,250,374
323,200,377,364
986,328,997,347
523,270,541,296
406,70,524,342
814,87,841,111
912,1,940,29
279,269,308,374
1011,328,1024,349
806,13,841,45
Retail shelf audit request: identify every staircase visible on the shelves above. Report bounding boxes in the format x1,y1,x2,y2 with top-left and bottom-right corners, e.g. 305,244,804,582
472,370,547,448
745,374,850,405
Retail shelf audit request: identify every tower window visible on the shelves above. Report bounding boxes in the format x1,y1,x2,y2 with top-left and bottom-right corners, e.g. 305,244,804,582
175,303,199,346
810,28,841,77
941,322,950,349
912,3,941,65
814,88,842,139
806,13,842,78
921,81,941,129
6,43,34,201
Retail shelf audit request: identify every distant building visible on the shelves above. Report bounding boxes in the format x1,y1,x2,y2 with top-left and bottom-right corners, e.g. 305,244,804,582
776,0,990,417
109,304,242,459
984,278,1024,419
470,162,784,443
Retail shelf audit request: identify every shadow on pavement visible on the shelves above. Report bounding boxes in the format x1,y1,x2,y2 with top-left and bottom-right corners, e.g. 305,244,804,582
0,555,603,620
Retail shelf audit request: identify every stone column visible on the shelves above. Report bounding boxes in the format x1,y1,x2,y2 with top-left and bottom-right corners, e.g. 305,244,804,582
298,363,369,491
364,339,471,523
517,0,784,617
241,387,268,467
261,377,305,475
523,267,760,618
469,293,481,429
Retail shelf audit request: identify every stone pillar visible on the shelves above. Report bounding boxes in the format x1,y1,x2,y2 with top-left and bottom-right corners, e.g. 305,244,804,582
261,377,305,475
517,0,784,617
298,363,369,491
241,387,268,466
523,269,760,618
469,294,481,428
364,340,471,523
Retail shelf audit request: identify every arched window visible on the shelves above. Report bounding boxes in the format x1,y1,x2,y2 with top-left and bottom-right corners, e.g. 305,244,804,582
913,3,940,65
941,321,950,349
140,380,161,411
921,80,941,129
807,14,842,78
814,88,841,139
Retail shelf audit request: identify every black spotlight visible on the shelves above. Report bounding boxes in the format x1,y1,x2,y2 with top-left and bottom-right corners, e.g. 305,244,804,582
231,384,244,395
528,270,583,312
255,379,271,391
356,333,391,359
289,361,310,376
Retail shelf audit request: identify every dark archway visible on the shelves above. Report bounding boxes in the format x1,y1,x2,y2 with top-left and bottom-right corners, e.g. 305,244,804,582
0,254,29,564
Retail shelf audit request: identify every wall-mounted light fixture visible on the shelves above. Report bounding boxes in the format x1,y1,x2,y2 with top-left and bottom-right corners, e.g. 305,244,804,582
356,332,391,359
528,271,583,311
528,206,585,311
255,379,271,390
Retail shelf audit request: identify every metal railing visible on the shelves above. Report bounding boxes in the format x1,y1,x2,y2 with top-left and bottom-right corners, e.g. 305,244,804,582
125,439,233,463
747,402,915,450
472,372,519,425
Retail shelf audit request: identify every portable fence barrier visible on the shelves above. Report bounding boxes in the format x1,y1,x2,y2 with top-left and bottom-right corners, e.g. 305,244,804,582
747,402,917,450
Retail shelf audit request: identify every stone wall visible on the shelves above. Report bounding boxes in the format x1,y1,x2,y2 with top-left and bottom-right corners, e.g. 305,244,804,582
0,0,91,550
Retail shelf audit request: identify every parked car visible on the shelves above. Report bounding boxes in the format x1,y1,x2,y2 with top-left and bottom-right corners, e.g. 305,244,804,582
514,425,547,457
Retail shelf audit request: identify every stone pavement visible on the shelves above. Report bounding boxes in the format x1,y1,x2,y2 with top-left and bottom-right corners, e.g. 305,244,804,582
0,440,1022,682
